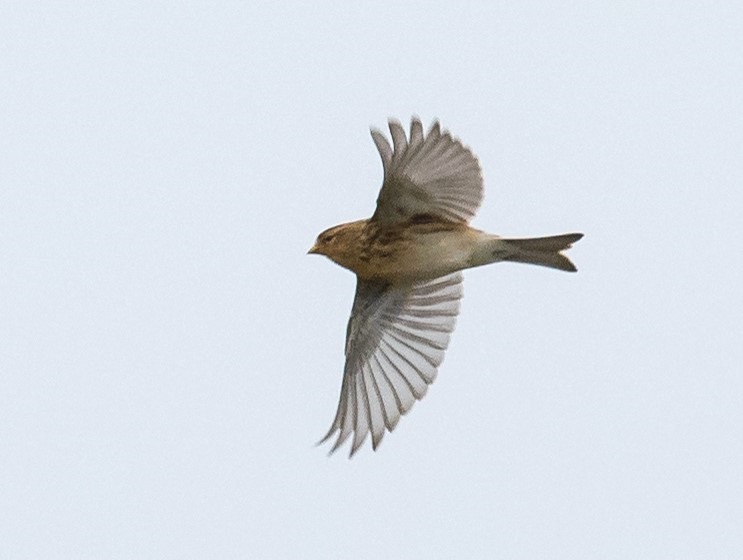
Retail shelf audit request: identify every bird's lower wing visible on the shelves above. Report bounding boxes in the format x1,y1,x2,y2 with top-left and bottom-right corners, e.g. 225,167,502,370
320,272,463,457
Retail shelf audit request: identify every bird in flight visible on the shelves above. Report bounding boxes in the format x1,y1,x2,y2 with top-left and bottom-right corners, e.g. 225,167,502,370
309,117,583,457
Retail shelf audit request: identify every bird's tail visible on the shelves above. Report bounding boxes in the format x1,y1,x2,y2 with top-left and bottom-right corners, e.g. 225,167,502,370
477,233,584,272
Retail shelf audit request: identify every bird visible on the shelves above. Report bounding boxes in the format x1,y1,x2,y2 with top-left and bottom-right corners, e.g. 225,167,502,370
308,117,583,457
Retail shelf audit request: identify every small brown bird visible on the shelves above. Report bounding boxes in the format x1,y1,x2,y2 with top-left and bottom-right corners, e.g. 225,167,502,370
309,117,582,456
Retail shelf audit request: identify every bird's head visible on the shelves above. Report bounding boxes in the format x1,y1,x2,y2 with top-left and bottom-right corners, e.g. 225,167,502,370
308,220,365,269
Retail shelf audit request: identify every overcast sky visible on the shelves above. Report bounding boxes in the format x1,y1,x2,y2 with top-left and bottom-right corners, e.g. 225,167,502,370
2,2,742,559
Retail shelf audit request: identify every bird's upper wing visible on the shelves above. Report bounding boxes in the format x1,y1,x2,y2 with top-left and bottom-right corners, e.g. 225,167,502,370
370,118,483,225
319,272,463,457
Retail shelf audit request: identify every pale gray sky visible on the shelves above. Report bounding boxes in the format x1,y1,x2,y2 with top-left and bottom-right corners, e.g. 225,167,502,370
2,2,742,559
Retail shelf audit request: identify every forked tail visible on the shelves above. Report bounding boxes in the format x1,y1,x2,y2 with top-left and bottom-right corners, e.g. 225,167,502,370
496,233,584,272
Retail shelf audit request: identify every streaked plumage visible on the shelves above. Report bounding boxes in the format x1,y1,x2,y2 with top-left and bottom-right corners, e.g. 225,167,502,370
309,117,583,456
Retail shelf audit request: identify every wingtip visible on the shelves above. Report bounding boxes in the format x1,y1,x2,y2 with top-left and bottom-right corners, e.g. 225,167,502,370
387,119,409,154
369,126,385,141
315,430,334,448
317,423,386,458
370,128,393,173
316,421,341,447
387,117,403,129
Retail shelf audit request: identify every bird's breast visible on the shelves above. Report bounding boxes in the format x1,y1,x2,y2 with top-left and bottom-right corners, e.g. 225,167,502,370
346,221,479,284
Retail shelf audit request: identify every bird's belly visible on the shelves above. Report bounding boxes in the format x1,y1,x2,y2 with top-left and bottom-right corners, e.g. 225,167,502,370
354,229,477,284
